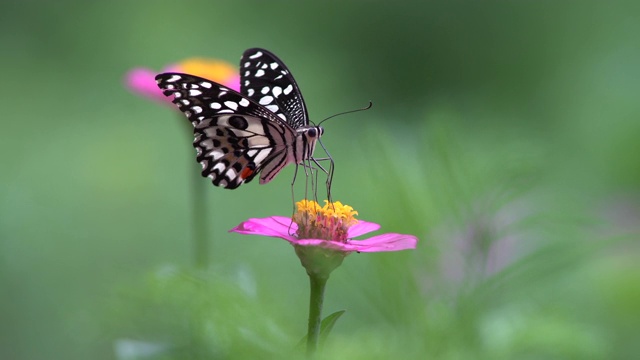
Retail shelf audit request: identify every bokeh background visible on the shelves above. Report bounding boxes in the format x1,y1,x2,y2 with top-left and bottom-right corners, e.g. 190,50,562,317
2,1,639,359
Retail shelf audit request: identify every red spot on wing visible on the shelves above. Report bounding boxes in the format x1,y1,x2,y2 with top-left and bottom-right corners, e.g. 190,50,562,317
240,167,255,179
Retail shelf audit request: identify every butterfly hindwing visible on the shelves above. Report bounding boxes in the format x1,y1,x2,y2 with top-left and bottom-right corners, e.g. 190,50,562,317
155,72,297,189
241,48,310,130
192,115,294,188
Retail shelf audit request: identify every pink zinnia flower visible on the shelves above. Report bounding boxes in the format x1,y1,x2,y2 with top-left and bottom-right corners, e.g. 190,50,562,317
231,200,417,274
231,200,417,354
125,58,240,104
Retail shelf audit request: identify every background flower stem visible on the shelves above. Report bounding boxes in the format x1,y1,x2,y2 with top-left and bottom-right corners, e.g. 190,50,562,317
306,274,328,356
181,116,209,269
191,161,209,268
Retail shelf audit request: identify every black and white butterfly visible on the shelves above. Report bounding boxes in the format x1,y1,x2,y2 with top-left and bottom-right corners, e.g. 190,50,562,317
155,48,332,193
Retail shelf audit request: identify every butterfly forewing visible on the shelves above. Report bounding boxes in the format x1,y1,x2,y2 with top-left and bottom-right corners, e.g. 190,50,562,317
240,48,310,129
156,73,283,124
156,72,297,189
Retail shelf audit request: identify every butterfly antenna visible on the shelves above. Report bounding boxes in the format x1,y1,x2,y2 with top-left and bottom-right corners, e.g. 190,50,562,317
316,101,373,126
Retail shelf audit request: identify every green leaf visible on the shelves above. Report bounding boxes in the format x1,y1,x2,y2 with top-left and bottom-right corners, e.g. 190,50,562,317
319,310,346,346
296,310,347,349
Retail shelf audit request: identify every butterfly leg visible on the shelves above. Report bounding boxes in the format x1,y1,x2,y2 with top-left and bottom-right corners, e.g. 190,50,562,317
298,156,333,207
315,138,335,204
308,160,322,204
302,158,319,203
309,156,334,205
287,162,303,236
290,162,302,212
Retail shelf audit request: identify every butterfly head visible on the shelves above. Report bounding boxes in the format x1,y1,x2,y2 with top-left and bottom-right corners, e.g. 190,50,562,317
304,126,324,139
293,125,324,163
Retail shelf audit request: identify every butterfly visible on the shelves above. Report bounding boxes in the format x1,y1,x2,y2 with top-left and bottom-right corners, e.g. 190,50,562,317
155,48,331,191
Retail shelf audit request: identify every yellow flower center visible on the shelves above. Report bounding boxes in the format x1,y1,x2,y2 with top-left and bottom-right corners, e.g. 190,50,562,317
292,200,358,242
176,58,237,85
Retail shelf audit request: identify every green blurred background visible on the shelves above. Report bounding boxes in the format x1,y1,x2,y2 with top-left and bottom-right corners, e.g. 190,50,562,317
1,1,639,359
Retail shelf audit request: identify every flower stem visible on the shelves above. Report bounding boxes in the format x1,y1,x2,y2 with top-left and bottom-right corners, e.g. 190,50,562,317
306,273,328,357
181,116,209,269
191,161,208,268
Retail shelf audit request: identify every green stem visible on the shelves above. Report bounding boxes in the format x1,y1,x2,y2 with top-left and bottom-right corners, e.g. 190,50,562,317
306,274,328,357
181,116,209,269
191,161,208,268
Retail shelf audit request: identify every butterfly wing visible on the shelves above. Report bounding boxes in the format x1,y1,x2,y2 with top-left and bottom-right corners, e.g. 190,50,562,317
240,48,310,129
156,72,296,189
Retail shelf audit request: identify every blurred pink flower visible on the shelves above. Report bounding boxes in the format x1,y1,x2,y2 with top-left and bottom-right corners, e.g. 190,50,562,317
230,200,418,253
125,58,240,104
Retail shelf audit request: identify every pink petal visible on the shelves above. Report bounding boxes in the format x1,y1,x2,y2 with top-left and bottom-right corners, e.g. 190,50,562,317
347,220,381,238
125,68,172,104
230,216,418,254
291,239,362,252
229,216,298,242
348,233,418,252
292,232,418,253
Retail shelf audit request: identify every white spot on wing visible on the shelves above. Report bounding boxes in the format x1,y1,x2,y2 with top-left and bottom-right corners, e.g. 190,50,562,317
189,89,202,96
266,105,279,113
213,162,226,173
200,139,214,149
259,96,274,105
278,114,287,121
247,89,255,96
261,86,270,94
244,62,250,68
224,101,238,110
249,51,263,59
246,121,266,135
253,149,272,165
167,75,181,82
239,98,250,107
247,134,271,146
272,86,282,97
283,84,293,95
270,62,279,70
226,168,237,180
192,106,203,114
200,82,212,88
255,69,265,77
210,102,221,109
208,150,224,161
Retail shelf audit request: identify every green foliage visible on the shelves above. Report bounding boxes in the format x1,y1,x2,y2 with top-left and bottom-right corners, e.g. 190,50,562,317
297,310,346,351
1,1,639,359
